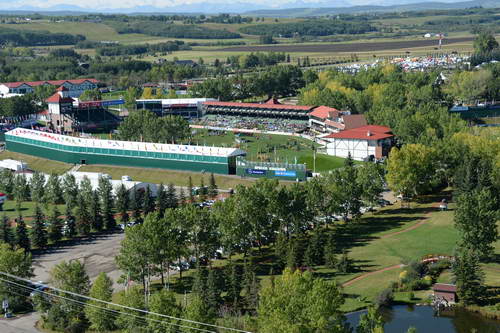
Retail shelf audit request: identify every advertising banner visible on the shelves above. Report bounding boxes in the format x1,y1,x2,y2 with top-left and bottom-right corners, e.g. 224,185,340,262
274,170,297,177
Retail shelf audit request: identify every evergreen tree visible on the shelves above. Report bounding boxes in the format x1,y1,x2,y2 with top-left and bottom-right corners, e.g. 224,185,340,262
89,190,103,231
79,176,94,206
0,214,13,246
286,238,302,270
45,173,64,204
64,205,76,239
47,207,63,244
242,261,260,309
274,232,288,269
199,177,208,202
337,250,353,273
15,214,30,252
0,169,14,199
115,184,130,223
29,172,46,203
98,177,115,230
206,268,222,310
143,186,155,215
452,247,485,305
156,183,167,217
61,173,79,209
303,231,324,267
178,187,186,206
192,265,208,296
31,205,47,249
75,195,91,235
324,234,338,269
225,263,241,306
188,176,194,203
207,173,218,199
183,295,215,331
13,174,30,203
130,189,143,224
85,272,115,332
166,183,178,209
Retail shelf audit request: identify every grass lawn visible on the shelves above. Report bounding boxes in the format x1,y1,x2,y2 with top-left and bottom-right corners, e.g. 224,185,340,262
78,164,257,189
0,151,72,175
1,200,66,222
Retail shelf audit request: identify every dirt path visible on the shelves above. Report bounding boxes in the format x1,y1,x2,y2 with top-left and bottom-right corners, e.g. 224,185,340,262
342,264,403,287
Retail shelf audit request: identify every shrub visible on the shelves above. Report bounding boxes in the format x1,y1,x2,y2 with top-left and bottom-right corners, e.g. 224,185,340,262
375,288,394,307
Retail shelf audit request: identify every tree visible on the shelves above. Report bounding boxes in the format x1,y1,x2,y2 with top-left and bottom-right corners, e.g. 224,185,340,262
75,194,91,235
79,88,102,101
147,289,182,333
114,286,146,332
62,173,79,209
454,188,498,259
31,205,47,249
188,176,194,203
452,248,485,305
98,176,115,230
444,70,492,103
124,86,139,111
225,263,242,306
0,169,14,199
357,163,385,208
356,306,384,333
79,176,94,206
47,207,63,244
29,172,45,203
90,190,104,231
13,174,30,203
130,189,143,224
48,260,91,331
85,272,115,332
257,269,348,332
45,173,64,204
143,186,155,215
64,205,76,239
207,173,218,199
242,261,260,309
304,231,324,267
332,154,362,221
0,243,33,312
182,295,215,332
15,215,30,252
156,183,167,217
0,214,14,246
116,184,130,223
473,31,499,54
324,233,337,269
337,250,353,274
386,144,436,203
199,177,207,202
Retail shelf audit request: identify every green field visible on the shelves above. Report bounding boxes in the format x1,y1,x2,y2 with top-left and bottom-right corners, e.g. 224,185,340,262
0,151,72,175
189,129,348,172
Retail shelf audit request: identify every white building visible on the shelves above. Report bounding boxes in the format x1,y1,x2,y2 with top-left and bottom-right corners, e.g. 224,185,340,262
0,79,99,98
324,125,394,161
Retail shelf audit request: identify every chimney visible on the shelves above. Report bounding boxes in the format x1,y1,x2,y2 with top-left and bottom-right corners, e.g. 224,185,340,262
367,130,372,137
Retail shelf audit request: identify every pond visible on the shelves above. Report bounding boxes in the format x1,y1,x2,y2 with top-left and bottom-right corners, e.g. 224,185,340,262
346,305,500,333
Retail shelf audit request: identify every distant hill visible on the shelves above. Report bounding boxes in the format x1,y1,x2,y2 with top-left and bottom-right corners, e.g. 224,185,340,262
244,0,500,17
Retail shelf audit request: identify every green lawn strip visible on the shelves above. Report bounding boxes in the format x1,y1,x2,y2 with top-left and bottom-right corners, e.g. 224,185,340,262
78,165,257,189
0,201,66,221
0,151,72,175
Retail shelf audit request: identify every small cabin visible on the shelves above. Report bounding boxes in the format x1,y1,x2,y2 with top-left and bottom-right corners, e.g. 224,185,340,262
433,283,457,303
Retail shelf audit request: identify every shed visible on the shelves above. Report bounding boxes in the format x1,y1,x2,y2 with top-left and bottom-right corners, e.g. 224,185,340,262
433,283,457,303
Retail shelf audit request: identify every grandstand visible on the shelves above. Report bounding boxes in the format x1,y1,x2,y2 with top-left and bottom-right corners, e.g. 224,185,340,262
5,128,246,174
202,100,314,120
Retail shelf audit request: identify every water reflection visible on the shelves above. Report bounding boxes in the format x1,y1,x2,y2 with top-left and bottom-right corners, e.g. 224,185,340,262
346,305,500,333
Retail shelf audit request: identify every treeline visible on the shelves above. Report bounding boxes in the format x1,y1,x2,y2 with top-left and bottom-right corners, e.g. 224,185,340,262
0,27,85,46
109,21,241,39
96,41,190,56
239,20,376,37
190,65,305,100
226,52,287,68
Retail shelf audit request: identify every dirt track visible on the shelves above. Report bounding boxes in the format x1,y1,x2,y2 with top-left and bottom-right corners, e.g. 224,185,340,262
215,37,474,53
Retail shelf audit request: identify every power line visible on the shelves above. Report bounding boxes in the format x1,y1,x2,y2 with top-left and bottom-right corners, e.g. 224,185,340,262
0,271,252,333
0,277,212,333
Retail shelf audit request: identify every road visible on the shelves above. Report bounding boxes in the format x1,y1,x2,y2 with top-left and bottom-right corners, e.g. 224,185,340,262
0,313,40,333
32,232,126,291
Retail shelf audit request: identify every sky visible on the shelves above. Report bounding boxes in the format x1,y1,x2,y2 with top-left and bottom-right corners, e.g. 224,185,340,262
0,0,468,10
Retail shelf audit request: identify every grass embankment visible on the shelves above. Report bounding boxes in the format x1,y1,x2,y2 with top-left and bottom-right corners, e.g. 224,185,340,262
0,151,72,175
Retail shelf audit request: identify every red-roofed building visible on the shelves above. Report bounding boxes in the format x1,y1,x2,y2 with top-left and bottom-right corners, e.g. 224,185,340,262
0,79,100,98
308,106,367,134
46,89,75,131
433,283,457,303
324,125,394,161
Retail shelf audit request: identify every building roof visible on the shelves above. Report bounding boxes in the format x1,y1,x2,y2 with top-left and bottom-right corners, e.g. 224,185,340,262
433,283,457,293
46,93,74,104
6,128,246,158
202,101,313,111
324,125,394,140
1,79,99,89
342,114,368,130
308,106,340,119
56,86,69,92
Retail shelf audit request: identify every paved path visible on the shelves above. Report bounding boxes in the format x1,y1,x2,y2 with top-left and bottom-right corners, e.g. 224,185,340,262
0,313,40,333
32,232,126,291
